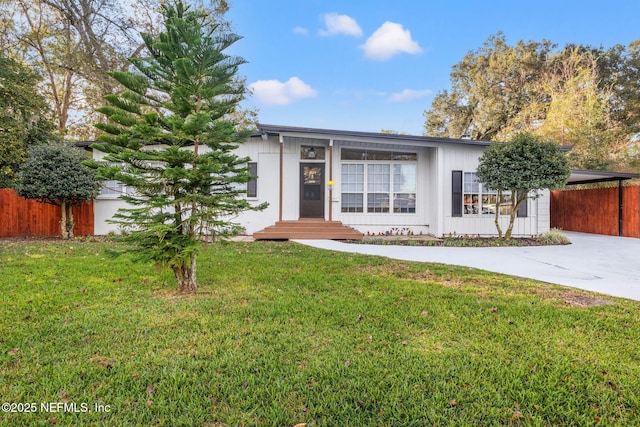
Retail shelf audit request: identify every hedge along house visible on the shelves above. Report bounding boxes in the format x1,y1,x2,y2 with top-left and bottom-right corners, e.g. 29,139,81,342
92,124,549,239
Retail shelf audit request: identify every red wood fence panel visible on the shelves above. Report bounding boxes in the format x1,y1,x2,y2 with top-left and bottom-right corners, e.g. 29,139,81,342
0,189,94,238
551,185,640,238
622,186,640,238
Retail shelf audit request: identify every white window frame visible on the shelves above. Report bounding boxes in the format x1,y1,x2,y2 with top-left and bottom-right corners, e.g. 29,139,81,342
340,149,417,214
463,172,513,216
340,164,364,213
98,180,127,199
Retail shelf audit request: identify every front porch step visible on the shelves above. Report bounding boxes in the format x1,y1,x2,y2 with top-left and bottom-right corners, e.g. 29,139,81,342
253,220,363,240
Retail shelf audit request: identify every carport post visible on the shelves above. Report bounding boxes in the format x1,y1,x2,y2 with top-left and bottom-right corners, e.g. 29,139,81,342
619,179,624,237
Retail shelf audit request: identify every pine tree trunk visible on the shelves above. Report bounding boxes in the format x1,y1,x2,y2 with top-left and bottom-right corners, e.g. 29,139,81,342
174,256,198,293
60,201,69,239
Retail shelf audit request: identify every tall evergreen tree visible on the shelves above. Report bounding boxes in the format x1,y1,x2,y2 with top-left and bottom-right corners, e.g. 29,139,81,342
92,0,265,292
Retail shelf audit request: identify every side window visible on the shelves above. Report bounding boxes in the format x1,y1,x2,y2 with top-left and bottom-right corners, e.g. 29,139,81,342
517,192,528,217
463,172,480,215
455,171,528,217
247,162,257,198
99,180,126,198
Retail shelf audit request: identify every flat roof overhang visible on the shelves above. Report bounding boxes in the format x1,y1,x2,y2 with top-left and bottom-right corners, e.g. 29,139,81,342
567,170,640,185
255,123,494,147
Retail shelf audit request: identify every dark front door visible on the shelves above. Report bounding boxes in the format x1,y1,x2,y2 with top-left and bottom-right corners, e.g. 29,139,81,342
300,164,325,218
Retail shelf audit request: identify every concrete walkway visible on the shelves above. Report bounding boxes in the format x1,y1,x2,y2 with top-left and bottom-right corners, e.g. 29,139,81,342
295,232,640,302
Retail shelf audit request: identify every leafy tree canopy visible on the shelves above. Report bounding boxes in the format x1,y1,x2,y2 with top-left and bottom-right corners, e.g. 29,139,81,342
424,33,553,141
92,0,265,292
424,33,640,171
15,143,101,238
476,133,570,238
0,52,56,187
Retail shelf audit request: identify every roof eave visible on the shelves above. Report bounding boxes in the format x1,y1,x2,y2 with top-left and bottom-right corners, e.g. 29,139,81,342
256,123,494,147
566,169,640,185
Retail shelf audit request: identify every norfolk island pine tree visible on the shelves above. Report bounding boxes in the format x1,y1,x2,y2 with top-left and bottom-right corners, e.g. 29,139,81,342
91,0,266,292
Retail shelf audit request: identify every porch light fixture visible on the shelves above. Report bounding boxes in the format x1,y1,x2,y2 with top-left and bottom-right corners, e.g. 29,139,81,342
327,180,334,188
307,147,316,159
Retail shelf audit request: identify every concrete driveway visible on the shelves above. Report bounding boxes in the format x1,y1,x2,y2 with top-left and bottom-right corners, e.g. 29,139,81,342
296,232,640,302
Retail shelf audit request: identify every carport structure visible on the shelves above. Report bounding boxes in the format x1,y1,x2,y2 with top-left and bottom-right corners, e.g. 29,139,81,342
551,170,640,237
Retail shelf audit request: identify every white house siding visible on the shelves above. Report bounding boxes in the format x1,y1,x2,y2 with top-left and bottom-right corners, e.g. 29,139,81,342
92,127,552,237
93,149,126,235
234,134,327,231
237,133,441,236
231,135,282,234
94,200,124,235
93,135,283,235
332,141,435,235
439,143,550,237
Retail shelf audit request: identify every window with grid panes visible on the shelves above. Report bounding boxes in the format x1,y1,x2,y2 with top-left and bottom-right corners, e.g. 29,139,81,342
463,172,514,216
340,164,364,212
340,149,416,213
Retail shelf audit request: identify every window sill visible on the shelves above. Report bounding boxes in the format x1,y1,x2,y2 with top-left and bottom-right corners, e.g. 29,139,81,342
340,212,417,215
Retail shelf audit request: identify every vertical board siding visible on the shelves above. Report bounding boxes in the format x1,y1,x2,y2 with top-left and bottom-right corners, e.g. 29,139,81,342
622,186,640,238
72,200,94,236
0,189,94,237
551,185,639,238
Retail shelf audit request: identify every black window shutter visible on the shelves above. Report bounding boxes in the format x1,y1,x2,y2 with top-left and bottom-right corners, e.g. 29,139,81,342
452,170,462,217
517,192,528,217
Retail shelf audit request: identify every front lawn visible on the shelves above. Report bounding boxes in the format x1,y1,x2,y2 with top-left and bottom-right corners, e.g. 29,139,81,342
1,239,638,426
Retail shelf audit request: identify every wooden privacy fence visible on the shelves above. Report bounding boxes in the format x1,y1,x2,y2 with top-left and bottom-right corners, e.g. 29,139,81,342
551,185,639,238
0,189,94,238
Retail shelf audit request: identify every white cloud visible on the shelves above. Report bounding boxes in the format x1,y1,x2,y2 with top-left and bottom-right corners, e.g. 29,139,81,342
249,77,318,106
293,26,308,35
361,22,422,61
388,88,432,103
319,13,362,37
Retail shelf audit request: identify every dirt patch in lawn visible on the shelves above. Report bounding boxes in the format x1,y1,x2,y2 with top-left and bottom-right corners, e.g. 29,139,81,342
560,293,613,307
354,263,613,308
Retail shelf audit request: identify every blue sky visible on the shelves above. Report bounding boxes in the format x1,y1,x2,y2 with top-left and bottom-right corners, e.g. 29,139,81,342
226,1,640,136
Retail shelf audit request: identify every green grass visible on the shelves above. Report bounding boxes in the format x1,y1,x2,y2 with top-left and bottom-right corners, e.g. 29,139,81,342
1,239,639,426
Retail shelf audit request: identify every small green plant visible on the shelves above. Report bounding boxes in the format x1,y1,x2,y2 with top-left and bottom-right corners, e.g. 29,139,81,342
357,233,566,247
538,228,571,245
